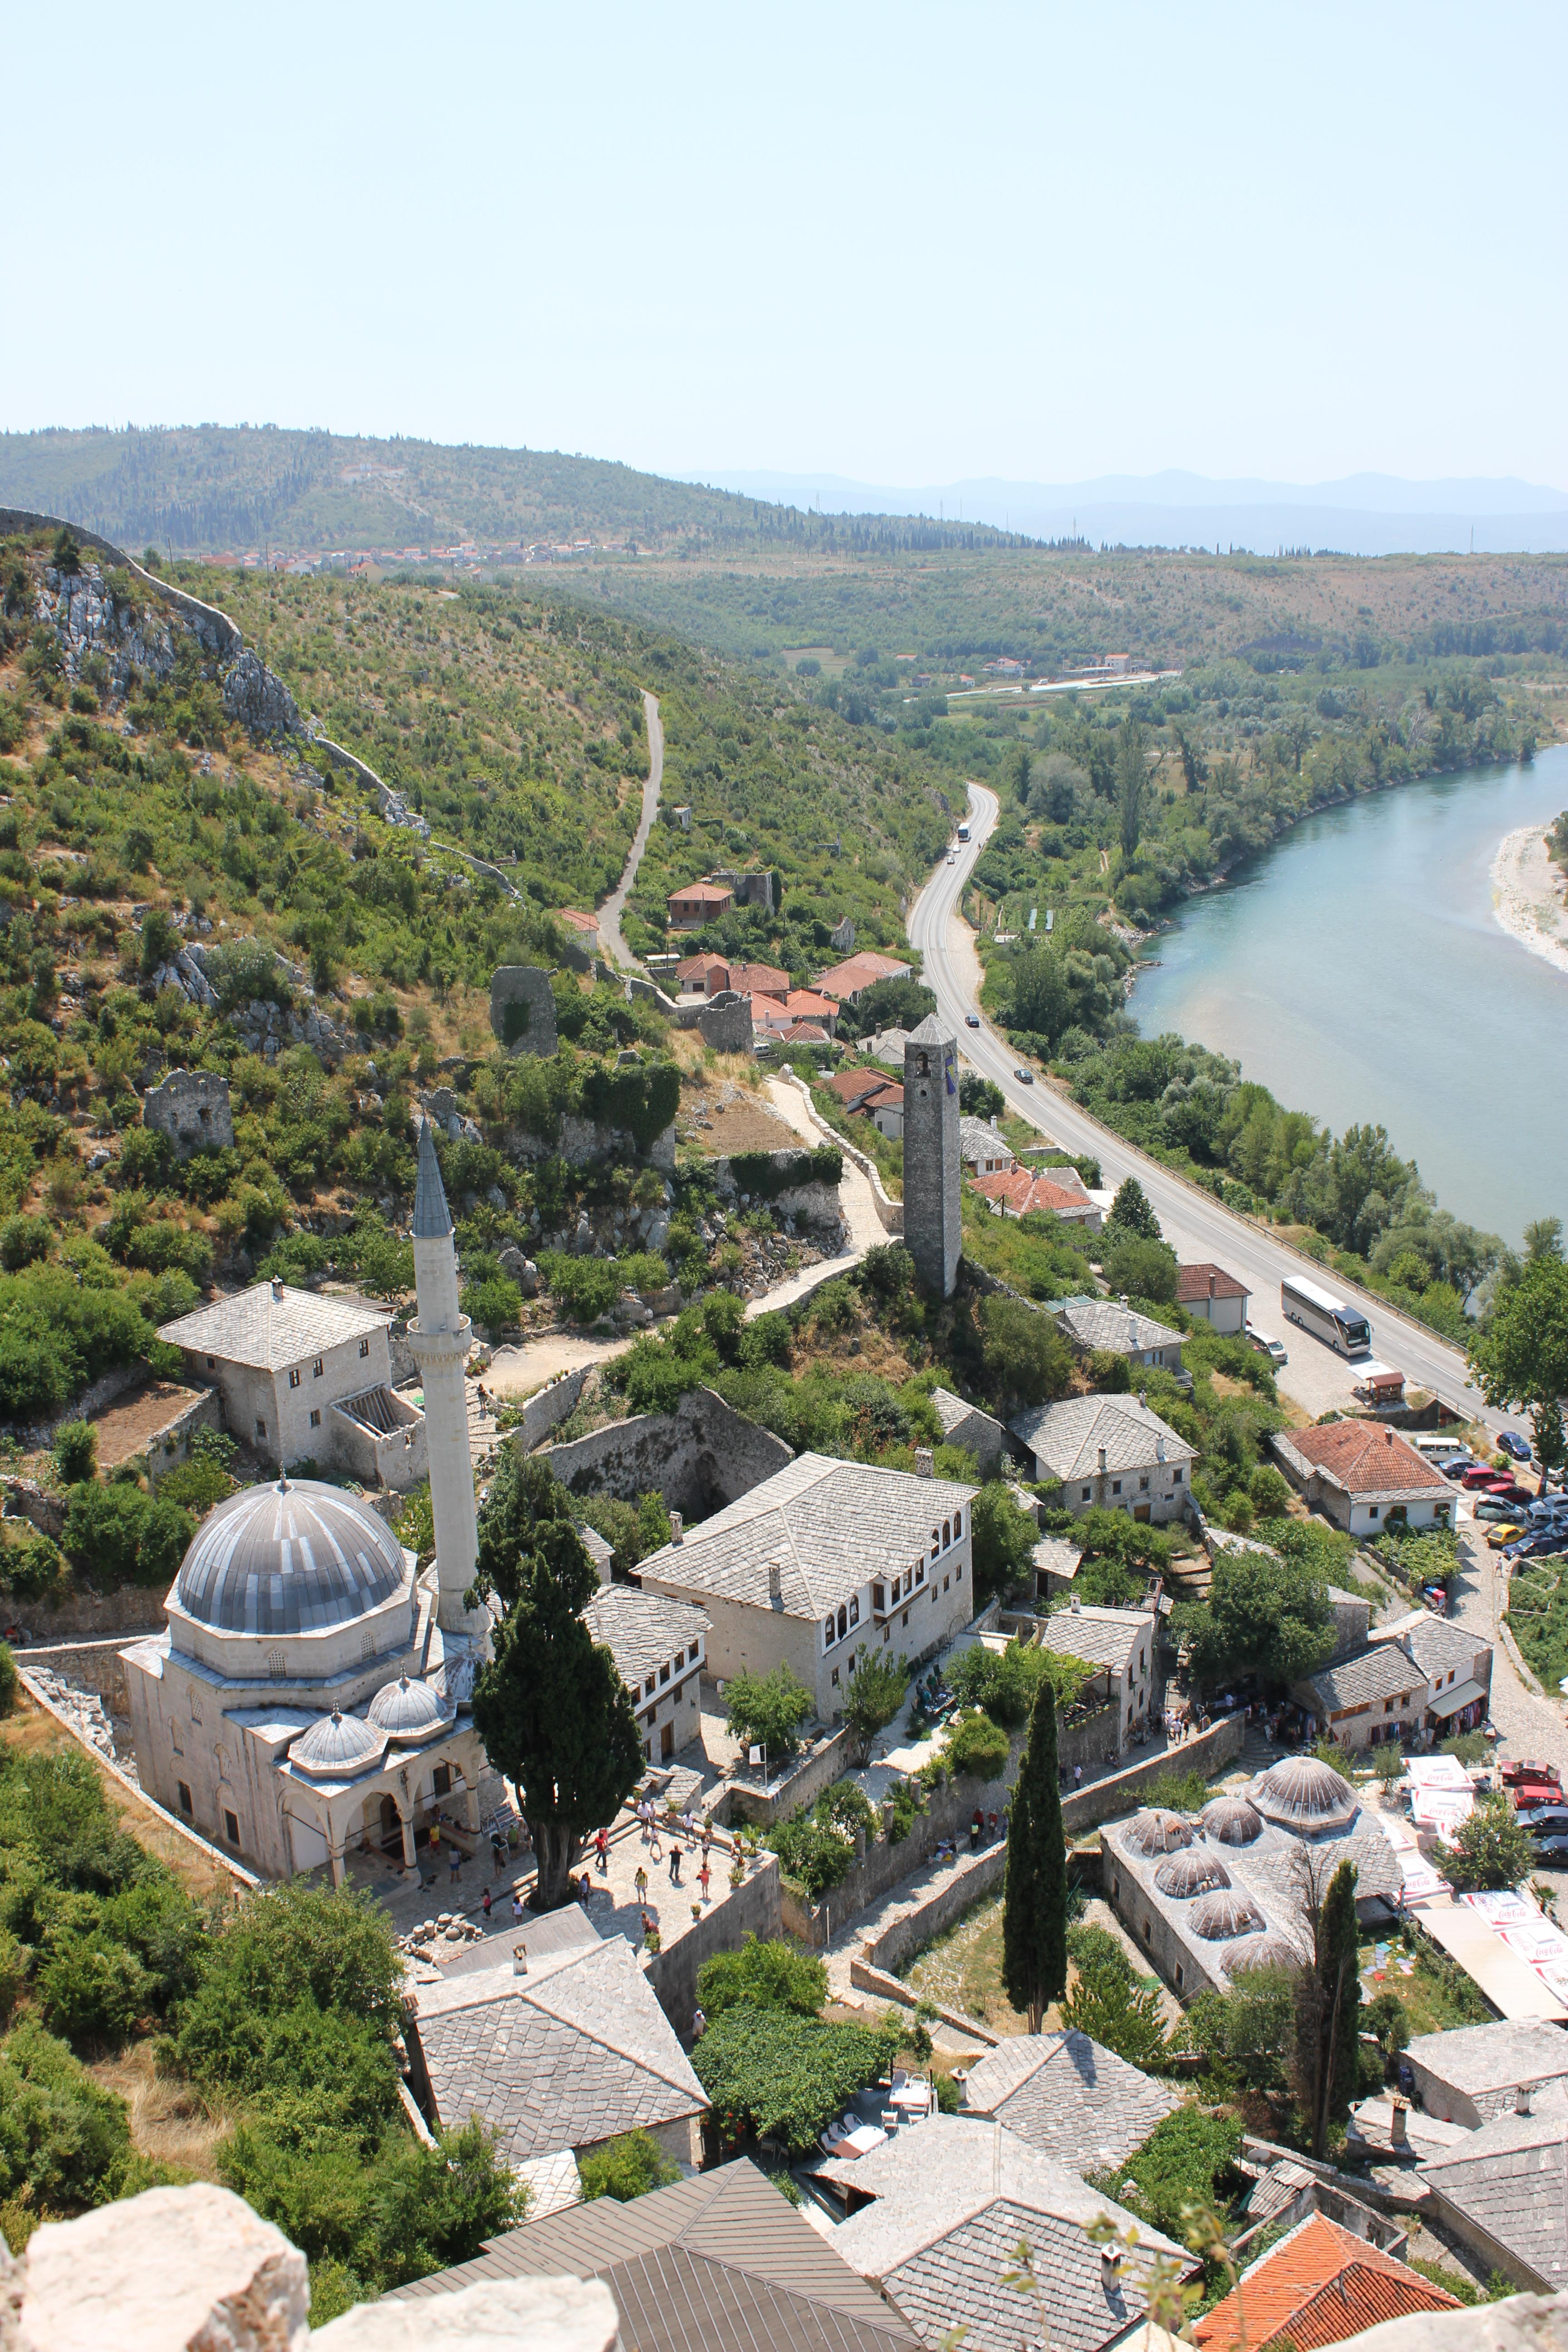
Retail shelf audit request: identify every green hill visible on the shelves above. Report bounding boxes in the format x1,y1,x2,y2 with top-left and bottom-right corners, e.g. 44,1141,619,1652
0,425,1030,560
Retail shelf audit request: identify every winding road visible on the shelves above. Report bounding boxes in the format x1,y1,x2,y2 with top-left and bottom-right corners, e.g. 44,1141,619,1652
909,783,1503,1440
598,690,663,970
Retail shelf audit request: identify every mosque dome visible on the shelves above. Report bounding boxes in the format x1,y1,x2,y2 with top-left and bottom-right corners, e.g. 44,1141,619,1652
1122,1808,1195,1857
289,1709,386,1778
1201,1796,1265,1847
1155,1851,1232,1900
367,1674,449,1739
174,1477,408,1637
1191,1891,1265,1942
1250,1755,1358,1835
1221,1933,1303,1978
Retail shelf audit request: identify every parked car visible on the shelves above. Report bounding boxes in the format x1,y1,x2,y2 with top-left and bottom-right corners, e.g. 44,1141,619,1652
1487,1524,1529,1549
1522,1809,1568,1833
1488,1484,1536,1509
1499,1431,1534,1462
1527,1499,1568,1524
1441,1455,1477,1480
1013,1068,1034,1084
1462,1463,1507,1488
1504,1533,1565,1563
1512,1784,1562,1813
1245,1323,1289,1367
1502,1759,1560,1786
965,1014,980,1028
1531,1835,1568,1859
1475,1498,1526,1520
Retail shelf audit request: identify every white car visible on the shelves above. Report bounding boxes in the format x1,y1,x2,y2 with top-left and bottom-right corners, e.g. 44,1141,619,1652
1245,1322,1288,1367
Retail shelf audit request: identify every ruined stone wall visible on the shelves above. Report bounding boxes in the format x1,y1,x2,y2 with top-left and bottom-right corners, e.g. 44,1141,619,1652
538,1386,792,1519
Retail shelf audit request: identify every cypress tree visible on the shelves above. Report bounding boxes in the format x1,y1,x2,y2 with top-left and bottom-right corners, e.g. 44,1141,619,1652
1001,1681,1069,2033
1295,1857,1361,2159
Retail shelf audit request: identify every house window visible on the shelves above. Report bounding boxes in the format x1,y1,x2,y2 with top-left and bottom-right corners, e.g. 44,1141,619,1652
309,1409,321,1430
1369,1505,1381,1520
944,1576,950,1592
942,1519,951,1549
645,1676,656,1697
1112,1480,1122,1495
255,1418,267,1440
223,1809,240,1845
1081,1486,1092,1502
954,1561,963,1579
313,1357,324,1378
689,1645,700,1665
837,1604,848,1641
831,1667,840,1687
1175,1963,1184,1988
206,1355,216,1370
954,1509,962,1539
1139,1476,1149,1492
359,1338,370,1358
849,1598,859,1628
902,1609,909,1629
872,1582,885,1613
289,1369,301,1389
432,1764,452,1798
659,1663,670,1684
915,1562,926,1587
177,1782,193,1815
266,1648,286,1681
823,1618,835,1650
1385,1697,1395,1713
1172,1468,1182,1485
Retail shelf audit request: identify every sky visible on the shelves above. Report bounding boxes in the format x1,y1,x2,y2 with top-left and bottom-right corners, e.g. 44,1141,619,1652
5,0,1565,490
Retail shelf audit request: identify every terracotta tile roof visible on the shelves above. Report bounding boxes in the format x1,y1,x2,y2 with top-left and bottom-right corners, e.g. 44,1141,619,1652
973,1169,1095,1218
555,908,600,935
825,1067,889,1110
667,880,733,905
676,951,728,982
1176,1262,1249,1303
1193,2212,1460,2352
1286,1422,1453,1499
813,951,911,999
731,961,791,998
785,988,838,1019
857,1083,903,1112
779,1021,831,1042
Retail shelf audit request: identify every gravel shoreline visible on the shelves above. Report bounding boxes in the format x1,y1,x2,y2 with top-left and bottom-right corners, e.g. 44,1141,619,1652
1490,822,1568,980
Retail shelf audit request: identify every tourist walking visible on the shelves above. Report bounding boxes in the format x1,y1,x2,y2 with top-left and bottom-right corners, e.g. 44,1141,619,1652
634,1864,649,1904
668,1842,682,1885
595,1825,609,1874
511,1890,524,1926
449,1844,461,1885
481,1886,492,1920
697,1858,711,1904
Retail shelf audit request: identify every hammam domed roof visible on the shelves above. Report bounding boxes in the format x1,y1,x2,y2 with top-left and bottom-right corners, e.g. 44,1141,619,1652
1202,1796,1265,1847
1122,1808,1194,1857
1191,1890,1265,1942
289,1709,386,1779
174,1477,407,1637
1221,1933,1303,1979
1156,1850,1232,1900
1250,1754,1358,1835
367,1674,449,1739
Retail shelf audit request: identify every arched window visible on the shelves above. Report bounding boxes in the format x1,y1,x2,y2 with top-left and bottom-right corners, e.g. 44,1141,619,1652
837,1604,848,1642
954,1509,963,1540
823,1617,835,1649
943,1519,951,1549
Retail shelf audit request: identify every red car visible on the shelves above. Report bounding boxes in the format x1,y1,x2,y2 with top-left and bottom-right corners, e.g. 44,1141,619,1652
1462,1463,1508,1488
1504,1759,1562,1788
1512,1784,1561,1813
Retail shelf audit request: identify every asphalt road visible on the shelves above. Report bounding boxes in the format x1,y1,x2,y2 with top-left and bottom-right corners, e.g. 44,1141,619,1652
908,782,1504,1439
598,690,663,971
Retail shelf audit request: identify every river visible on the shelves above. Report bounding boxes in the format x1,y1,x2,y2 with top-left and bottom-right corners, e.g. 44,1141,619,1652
1128,742,1568,1247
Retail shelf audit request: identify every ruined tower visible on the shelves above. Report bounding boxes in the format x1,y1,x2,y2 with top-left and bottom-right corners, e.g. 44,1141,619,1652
902,1014,961,1298
407,1119,485,1632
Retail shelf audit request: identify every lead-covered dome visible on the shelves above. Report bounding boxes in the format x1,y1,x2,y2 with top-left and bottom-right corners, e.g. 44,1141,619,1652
1250,1755,1357,1835
1191,1890,1265,1942
290,1708,386,1778
368,1674,449,1739
1122,1808,1194,1857
1156,1851,1232,1900
1202,1796,1264,1847
1221,1933,1302,1978
174,1477,407,1637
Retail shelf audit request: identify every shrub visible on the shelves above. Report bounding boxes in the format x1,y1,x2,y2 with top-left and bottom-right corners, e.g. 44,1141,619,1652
947,1638,1090,1727
576,2130,681,2203
843,1651,907,1764
0,1534,64,1604
696,1934,828,2020
37,1934,153,2050
769,1809,853,1899
691,2005,892,2154
459,1275,523,1333
154,1454,236,1517
946,1710,1009,1782
1110,2107,1244,2238
0,2020,134,2214
0,1646,15,1717
0,1215,51,1272
61,1483,195,1588
53,1421,97,1484
724,1666,813,1761
539,1252,620,1324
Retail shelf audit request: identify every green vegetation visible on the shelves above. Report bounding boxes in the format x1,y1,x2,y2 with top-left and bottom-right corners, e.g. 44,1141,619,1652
1439,1795,1537,1894
691,2004,893,2155
946,1710,1010,1782
1507,1558,1568,1690
1097,2107,1245,2241
768,1780,877,1898
1298,1860,1361,2160
575,2131,681,2204
1469,1252,1568,1490
946,1637,1093,1727
842,1651,908,1764
723,1666,814,1764
1060,1923,1170,2070
695,1933,828,2021
1175,1528,1336,1694
1001,1682,1068,2034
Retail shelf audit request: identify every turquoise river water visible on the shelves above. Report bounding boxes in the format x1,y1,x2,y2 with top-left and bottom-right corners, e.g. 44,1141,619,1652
1128,741,1568,1248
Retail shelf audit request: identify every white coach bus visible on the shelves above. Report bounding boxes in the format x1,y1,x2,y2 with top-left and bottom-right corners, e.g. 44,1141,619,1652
1280,1275,1372,1358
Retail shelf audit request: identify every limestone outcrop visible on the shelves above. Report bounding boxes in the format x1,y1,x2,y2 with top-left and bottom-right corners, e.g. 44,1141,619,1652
221,650,301,739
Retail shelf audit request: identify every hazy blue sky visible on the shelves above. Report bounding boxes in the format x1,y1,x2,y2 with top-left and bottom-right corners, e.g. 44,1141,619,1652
7,0,1564,488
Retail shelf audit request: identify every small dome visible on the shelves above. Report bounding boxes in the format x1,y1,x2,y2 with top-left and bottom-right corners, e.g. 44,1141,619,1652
368,1674,448,1739
290,1708,385,1779
1191,1890,1265,1942
175,1477,407,1637
1251,1755,1358,1834
1155,1851,1233,1899
1202,1796,1265,1847
1221,1933,1303,1979
1122,1808,1194,1857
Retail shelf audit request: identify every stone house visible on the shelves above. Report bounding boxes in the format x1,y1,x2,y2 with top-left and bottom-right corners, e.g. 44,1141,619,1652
142,1069,234,1159
1009,1393,1196,1525
1291,1642,1430,1753
1192,2212,1460,2352
958,2029,1180,2173
666,880,733,930
637,1453,977,1724
958,1117,1016,1178
1271,1423,1455,1537
973,1167,1102,1230
581,1587,709,1766
1418,2097,1568,2291
1176,1262,1250,1335
159,1279,426,1488
1056,1298,1184,1375
1402,2021,1568,2129
929,1386,1011,1476
1035,1597,1159,1749
1371,1608,1493,1740
813,949,911,1003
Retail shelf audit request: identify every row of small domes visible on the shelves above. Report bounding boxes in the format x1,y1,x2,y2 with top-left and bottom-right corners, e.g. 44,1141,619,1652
289,1677,453,1777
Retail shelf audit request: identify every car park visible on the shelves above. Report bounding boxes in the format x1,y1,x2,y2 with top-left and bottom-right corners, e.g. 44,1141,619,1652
1440,1455,1477,1479
1522,1809,1568,1833
1504,1533,1565,1563
1499,1431,1534,1462
1512,1785,1562,1815
1532,1835,1568,1859
1475,1498,1526,1520
1013,1067,1034,1084
1487,1524,1529,1549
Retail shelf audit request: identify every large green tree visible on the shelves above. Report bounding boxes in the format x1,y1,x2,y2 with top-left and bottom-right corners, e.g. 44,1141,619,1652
1001,1680,1068,2033
1106,1175,1161,1242
1469,1255,1568,1490
1179,1544,1334,1693
470,1452,644,1909
1293,1857,1360,2161
1117,720,1148,861
1440,1795,1537,1894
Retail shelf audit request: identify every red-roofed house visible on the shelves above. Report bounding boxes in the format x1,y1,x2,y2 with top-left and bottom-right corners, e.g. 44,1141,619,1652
554,908,600,939
973,1168,1102,1231
813,950,911,1003
1271,1422,1455,1538
676,952,731,995
857,1082,903,1142
754,990,840,1040
1176,1262,1250,1336
1194,2212,1460,2352
667,880,734,931
728,962,790,1001
824,1067,890,1113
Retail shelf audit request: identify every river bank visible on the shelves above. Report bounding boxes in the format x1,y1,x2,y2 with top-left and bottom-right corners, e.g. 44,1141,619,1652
1491,821,1568,980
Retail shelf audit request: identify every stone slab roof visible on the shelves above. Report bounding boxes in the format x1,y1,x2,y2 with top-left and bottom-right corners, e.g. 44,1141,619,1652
392,2158,917,2348
1278,1422,1452,1501
1010,1394,1195,1483
1420,2103,1568,2287
1404,2019,1568,2100
823,2117,1185,2352
1298,1643,1427,1715
930,1387,1004,1439
1057,1300,1184,1357
958,1117,1015,1166
1042,1605,1153,1677
159,1281,388,1371
411,1937,704,2165
1192,2212,1460,2351
959,2029,1180,2171
1372,1611,1488,1683
637,1453,976,1623
580,1588,709,1690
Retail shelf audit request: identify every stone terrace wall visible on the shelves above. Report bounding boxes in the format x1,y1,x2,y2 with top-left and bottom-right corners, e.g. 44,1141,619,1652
712,1724,859,1832
539,1386,791,1519
517,1365,591,1450
19,1637,136,1716
643,1850,782,2036
1060,1711,1245,1837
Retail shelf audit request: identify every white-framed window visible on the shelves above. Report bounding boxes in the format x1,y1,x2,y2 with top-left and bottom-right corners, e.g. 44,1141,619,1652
289,1369,301,1389
359,1338,371,1358
313,1357,324,1378
309,1409,321,1429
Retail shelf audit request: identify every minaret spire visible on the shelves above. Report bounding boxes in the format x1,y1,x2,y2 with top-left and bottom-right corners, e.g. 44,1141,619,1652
406,1119,484,1634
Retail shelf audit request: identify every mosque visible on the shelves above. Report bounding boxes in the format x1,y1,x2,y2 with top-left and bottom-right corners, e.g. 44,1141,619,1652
122,1124,504,1884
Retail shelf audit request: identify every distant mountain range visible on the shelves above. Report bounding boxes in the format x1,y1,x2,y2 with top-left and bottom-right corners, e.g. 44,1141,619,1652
682,468,1568,557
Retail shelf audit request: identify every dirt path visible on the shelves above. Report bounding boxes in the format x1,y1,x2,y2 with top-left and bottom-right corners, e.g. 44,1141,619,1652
598,690,662,970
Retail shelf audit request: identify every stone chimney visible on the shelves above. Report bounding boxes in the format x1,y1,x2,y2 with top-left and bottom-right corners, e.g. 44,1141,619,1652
1156,1436,1166,1463
512,1943,528,1977
1390,2097,1408,2146
1137,1390,1147,1410
915,1448,933,1478
1098,1446,1107,1474
1517,2080,1534,2116
1209,1269,1216,1298
270,1276,284,1302
1101,2247,1122,2291
670,1511,683,1545
768,1561,783,1608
